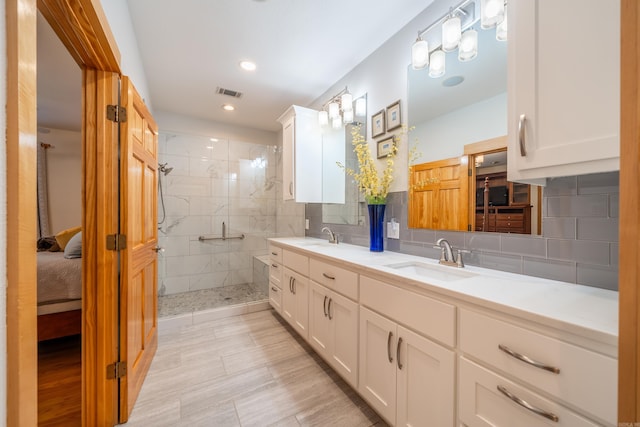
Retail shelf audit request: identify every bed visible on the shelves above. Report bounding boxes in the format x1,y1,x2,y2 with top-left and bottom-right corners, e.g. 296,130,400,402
37,251,82,341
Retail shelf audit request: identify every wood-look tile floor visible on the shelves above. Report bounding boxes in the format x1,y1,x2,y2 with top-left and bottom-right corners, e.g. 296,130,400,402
123,309,387,427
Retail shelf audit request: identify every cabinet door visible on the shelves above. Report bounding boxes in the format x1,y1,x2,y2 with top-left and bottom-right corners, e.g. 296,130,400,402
268,281,282,314
328,291,358,389
359,306,397,425
396,326,455,427
281,115,294,200
507,0,620,183
308,281,331,357
281,269,296,326
292,271,309,339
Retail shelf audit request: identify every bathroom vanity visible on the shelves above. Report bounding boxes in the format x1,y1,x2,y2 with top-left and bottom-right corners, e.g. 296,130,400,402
268,237,617,427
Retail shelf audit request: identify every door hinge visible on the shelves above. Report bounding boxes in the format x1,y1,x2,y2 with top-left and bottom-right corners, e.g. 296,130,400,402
106,234,127,251
468,224,472,231
106,105,127,123
468,168,472,176
107,361,127,379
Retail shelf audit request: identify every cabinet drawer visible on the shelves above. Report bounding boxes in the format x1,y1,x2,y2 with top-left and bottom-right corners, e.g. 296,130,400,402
283,249,309,276
269,281,282,314
310,258,358,300
459,357,600,427
496,219,523,229
269,245,282,263
460,309,616,424
360,275,455,347
496,213,524,221
269,261,282,286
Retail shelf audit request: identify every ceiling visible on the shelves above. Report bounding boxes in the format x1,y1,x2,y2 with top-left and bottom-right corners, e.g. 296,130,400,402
35,1,435,134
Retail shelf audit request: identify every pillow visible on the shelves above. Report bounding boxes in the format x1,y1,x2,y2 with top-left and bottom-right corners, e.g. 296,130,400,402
63,231,82,259
55,226,81,250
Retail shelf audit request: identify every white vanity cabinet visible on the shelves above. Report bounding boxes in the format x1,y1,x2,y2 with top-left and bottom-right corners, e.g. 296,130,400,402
507,0,620,183
281,249,310,339
268,245,283,314
459,308,617,426
358,276,456,426
277,105,322,202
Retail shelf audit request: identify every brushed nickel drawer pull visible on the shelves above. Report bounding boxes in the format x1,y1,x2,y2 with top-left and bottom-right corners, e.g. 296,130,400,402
396,337,403,370
387,332,394,363
271,264,278,268
271,251,278,256
518,114,527,156
323,296,328,317
292,278,296,295
497,385,559,422
271,286,278,292
498,344,560,374
322,272,336,280
328,298,333,320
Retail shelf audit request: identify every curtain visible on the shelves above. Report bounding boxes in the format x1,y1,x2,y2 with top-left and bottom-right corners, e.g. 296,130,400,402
37,143,50,238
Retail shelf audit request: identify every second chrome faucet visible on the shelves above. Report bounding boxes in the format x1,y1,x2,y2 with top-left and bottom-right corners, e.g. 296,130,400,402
321,227,339,244
435,238,469,268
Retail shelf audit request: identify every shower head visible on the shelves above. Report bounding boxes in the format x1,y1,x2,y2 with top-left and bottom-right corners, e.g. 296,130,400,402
158,163,173,175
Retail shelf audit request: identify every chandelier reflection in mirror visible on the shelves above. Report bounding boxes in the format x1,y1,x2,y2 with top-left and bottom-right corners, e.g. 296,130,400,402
318,86,366,128
411,0,507,77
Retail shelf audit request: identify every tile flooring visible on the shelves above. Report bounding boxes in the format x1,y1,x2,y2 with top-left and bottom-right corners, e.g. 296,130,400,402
159,283,268,317
123,309,386,426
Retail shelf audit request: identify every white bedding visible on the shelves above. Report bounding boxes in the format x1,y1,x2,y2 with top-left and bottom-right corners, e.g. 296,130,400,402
37,251,82,305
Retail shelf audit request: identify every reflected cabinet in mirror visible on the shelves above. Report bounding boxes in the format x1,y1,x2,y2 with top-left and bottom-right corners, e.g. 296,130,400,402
407,22,541,235
322,94,367,225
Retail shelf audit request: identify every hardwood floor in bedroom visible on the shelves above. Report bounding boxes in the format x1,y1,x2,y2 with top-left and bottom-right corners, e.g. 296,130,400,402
38,334,81,426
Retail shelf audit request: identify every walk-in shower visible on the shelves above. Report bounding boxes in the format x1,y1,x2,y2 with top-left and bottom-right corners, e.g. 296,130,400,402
156,132,278,318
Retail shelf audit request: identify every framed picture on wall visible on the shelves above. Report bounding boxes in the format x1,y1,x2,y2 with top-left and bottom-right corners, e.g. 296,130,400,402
386,100,401,131
371,109,385,138
377,136,395,158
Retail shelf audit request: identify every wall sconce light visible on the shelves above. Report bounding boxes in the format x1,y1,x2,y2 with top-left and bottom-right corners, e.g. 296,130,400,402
319,86,359,128
410,0,507,79
355,97,367,117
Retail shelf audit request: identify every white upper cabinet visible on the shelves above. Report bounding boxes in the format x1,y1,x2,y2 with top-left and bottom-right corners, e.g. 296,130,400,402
507,0,620,184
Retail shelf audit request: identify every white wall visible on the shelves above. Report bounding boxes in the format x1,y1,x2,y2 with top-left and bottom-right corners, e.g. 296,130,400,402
100,0,153,109
40,128,82,233
0,0,7,419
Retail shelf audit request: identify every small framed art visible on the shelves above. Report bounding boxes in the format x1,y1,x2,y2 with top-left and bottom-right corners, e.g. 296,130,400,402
377,136,395,159
371,109,385,138
386,100,401,132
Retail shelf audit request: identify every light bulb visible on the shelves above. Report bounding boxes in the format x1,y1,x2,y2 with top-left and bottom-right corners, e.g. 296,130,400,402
496,5,507,41
355,98,366,117
341,92,353,111
328,102,339,119
411,37,429,70
481,0,505,29
442,16,461,52
458,29,478,62
429,50,446,78
318,110,329,126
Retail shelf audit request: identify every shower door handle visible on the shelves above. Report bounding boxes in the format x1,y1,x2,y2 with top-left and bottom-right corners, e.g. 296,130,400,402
153,246,164,253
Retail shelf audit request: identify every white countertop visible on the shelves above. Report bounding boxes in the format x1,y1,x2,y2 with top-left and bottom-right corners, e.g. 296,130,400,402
269,237,619,347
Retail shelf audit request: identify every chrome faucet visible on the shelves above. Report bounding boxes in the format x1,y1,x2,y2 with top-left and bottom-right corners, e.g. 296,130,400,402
321,227,339,244
434,238,469,268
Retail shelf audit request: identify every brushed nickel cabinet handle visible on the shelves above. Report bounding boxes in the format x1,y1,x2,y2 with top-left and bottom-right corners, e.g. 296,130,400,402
271,286,278,292
498,344,560,374
387,332,394,363
322,272,336,280
271,251,278,256
289,182,293,196
292,278,296,295
271,264,278,268
518,114,527,156
289,277,293,293
328,298,333,320
323,296,328,317
497,385,559,422
396,337,403,370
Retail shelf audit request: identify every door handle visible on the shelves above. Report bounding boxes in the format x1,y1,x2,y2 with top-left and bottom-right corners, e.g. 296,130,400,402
323,295,328,317
152,246,164,253
387,331,394,363
396,337,403,370
327,298,333,320
518,114,527,156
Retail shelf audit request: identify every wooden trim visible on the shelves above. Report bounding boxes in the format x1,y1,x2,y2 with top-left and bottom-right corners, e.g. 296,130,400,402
619,0,640,422
6,0,38,424
37,309,82,341
38,0,121,72
463,135,507,155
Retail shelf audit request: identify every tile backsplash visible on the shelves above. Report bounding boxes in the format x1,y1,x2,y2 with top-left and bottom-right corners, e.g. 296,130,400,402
306,171,619,291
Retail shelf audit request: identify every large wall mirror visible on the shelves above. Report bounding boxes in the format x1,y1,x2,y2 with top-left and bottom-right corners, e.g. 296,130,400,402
407,23,542,235
322,94,367,225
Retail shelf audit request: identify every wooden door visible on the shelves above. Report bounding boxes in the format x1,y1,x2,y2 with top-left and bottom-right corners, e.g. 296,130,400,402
119,76,159,422
409,157,469,231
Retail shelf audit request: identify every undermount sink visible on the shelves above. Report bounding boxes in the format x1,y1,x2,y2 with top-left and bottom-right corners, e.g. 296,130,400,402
383,261,477,282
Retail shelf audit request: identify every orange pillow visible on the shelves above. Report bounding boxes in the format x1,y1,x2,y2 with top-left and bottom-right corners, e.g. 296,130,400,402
55,226,81,250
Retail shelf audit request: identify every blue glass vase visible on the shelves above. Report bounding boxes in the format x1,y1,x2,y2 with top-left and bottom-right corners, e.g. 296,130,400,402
368,204,386,252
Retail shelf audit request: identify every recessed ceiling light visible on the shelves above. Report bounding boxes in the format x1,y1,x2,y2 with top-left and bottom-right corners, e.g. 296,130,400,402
209,138,218,142
222,104,235,111
239,60,257,71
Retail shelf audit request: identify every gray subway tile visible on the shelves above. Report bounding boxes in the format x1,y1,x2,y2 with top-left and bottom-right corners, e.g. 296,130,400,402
523,257,577,283
479,252,522,274
544,176,578,196
465,233,501,252
547,239,611,265
610,243,619,267
577,217,618,242
542,217,576,239
576,264,618,291
410,228,437,244
577,171,619,195
501,235,547,258
610,193,619,218
546,195,609,217
398,241,432,258
434,231,466,248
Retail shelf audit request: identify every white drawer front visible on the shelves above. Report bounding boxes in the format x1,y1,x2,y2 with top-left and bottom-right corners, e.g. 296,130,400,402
283,249,309,276
269,244,282,263
310,258,358,300
459,357,601,427
269,281,282,314
360,275,456,347
460,309,617,425
269,261,282,286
